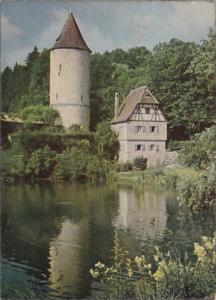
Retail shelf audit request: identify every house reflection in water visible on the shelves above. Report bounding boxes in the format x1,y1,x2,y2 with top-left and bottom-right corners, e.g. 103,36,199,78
113,187,167,240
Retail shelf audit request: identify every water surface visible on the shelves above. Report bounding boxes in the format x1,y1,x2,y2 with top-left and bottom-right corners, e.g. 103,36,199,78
2,182,216,299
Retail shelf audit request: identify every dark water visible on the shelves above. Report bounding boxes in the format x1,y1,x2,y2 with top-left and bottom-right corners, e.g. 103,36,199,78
1,182,216,299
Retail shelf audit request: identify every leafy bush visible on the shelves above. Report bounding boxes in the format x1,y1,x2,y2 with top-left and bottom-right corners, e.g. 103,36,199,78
177,162,216,211
179,125,216,169
54,147,110,182
0,149,25,181
95,121,119,160
25,146,57,178
90,233,216,299
116,162,133,172
19,104,60,125
133,156,147,170
67,124,92,137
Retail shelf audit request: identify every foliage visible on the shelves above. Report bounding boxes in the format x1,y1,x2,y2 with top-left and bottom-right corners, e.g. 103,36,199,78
94,121,119,160
2,30,215,140
133,156,148,170
90,233,216,299
2,281,46,299
67,124,92,137
0,149,25,181
116,162,133,172
10,127,66,154
54,147,110,182
19,104,60,125
2,47,50,112
25,146,57,178
179,125,216,169
177,161,216,211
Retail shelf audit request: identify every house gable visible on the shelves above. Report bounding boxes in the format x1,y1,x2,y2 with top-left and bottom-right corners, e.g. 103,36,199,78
112,86,166,124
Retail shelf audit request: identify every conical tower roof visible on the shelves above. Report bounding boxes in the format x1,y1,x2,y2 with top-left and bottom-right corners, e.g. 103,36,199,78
52,13,91,52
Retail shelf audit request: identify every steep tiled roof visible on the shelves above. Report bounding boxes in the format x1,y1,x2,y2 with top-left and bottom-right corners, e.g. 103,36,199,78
112,86,159,124
52,13,91,52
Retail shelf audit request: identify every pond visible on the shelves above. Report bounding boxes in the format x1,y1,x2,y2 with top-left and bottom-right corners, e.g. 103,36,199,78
2,182,216,299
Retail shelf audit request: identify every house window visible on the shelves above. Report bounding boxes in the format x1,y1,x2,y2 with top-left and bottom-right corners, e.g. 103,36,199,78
135,126,142,133
135,144,142,151
141,145,145,151
150,126,159,133
150,126,156,132
156,145,159,152
149,144,155,151
56,93,58,99
135,126,146,133
58,64,62,76
145,107,150,114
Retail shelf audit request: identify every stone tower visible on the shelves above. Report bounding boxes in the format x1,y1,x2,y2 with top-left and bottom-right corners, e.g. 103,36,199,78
50,13,91,129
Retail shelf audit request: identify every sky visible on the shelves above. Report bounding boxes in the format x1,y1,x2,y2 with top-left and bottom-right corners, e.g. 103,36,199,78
1,0,215,69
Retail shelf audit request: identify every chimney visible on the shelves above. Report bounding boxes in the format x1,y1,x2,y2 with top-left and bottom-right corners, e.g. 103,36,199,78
114,92,119,118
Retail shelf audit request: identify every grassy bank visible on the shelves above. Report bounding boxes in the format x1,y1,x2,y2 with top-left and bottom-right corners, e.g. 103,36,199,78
116,166,216,211
116,166,200,187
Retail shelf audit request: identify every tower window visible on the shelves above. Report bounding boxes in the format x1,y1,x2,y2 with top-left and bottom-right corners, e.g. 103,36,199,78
145,107,150,114
58,64,62,76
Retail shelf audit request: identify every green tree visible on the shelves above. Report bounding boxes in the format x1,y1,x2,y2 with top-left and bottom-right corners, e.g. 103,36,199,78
1,67,14,112
95,121,119,160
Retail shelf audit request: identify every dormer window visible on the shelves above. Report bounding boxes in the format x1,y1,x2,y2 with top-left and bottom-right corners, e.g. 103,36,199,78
145,107,150,114
58,64,62,76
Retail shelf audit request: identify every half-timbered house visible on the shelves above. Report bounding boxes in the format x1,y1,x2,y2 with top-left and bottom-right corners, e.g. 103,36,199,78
111,86,167,166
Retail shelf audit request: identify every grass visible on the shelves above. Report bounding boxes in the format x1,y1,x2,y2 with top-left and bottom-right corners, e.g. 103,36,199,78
116,166,201,188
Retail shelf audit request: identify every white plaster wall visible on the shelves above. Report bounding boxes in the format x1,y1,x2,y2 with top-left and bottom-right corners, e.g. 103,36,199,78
111,123,127,140
50,48,90,129
127,140,166,166
127,121,167,141
51,105,90,129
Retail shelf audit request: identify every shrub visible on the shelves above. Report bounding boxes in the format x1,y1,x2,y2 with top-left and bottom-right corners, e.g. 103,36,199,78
179,125,216,169
133,156,147,170
0,149,25,181
25,146,57,178
94,121,119,160
90,233,216,299
54,147,110,182
177,163,216,211
19,105,61,125
116,161,133,172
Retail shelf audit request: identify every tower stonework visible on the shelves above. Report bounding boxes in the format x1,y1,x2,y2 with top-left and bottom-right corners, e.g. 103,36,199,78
50,13,91,129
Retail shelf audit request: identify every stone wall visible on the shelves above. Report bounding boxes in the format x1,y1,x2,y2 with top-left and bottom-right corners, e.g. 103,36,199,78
164,151,179,166
50,48,90,129
112,120,167,166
